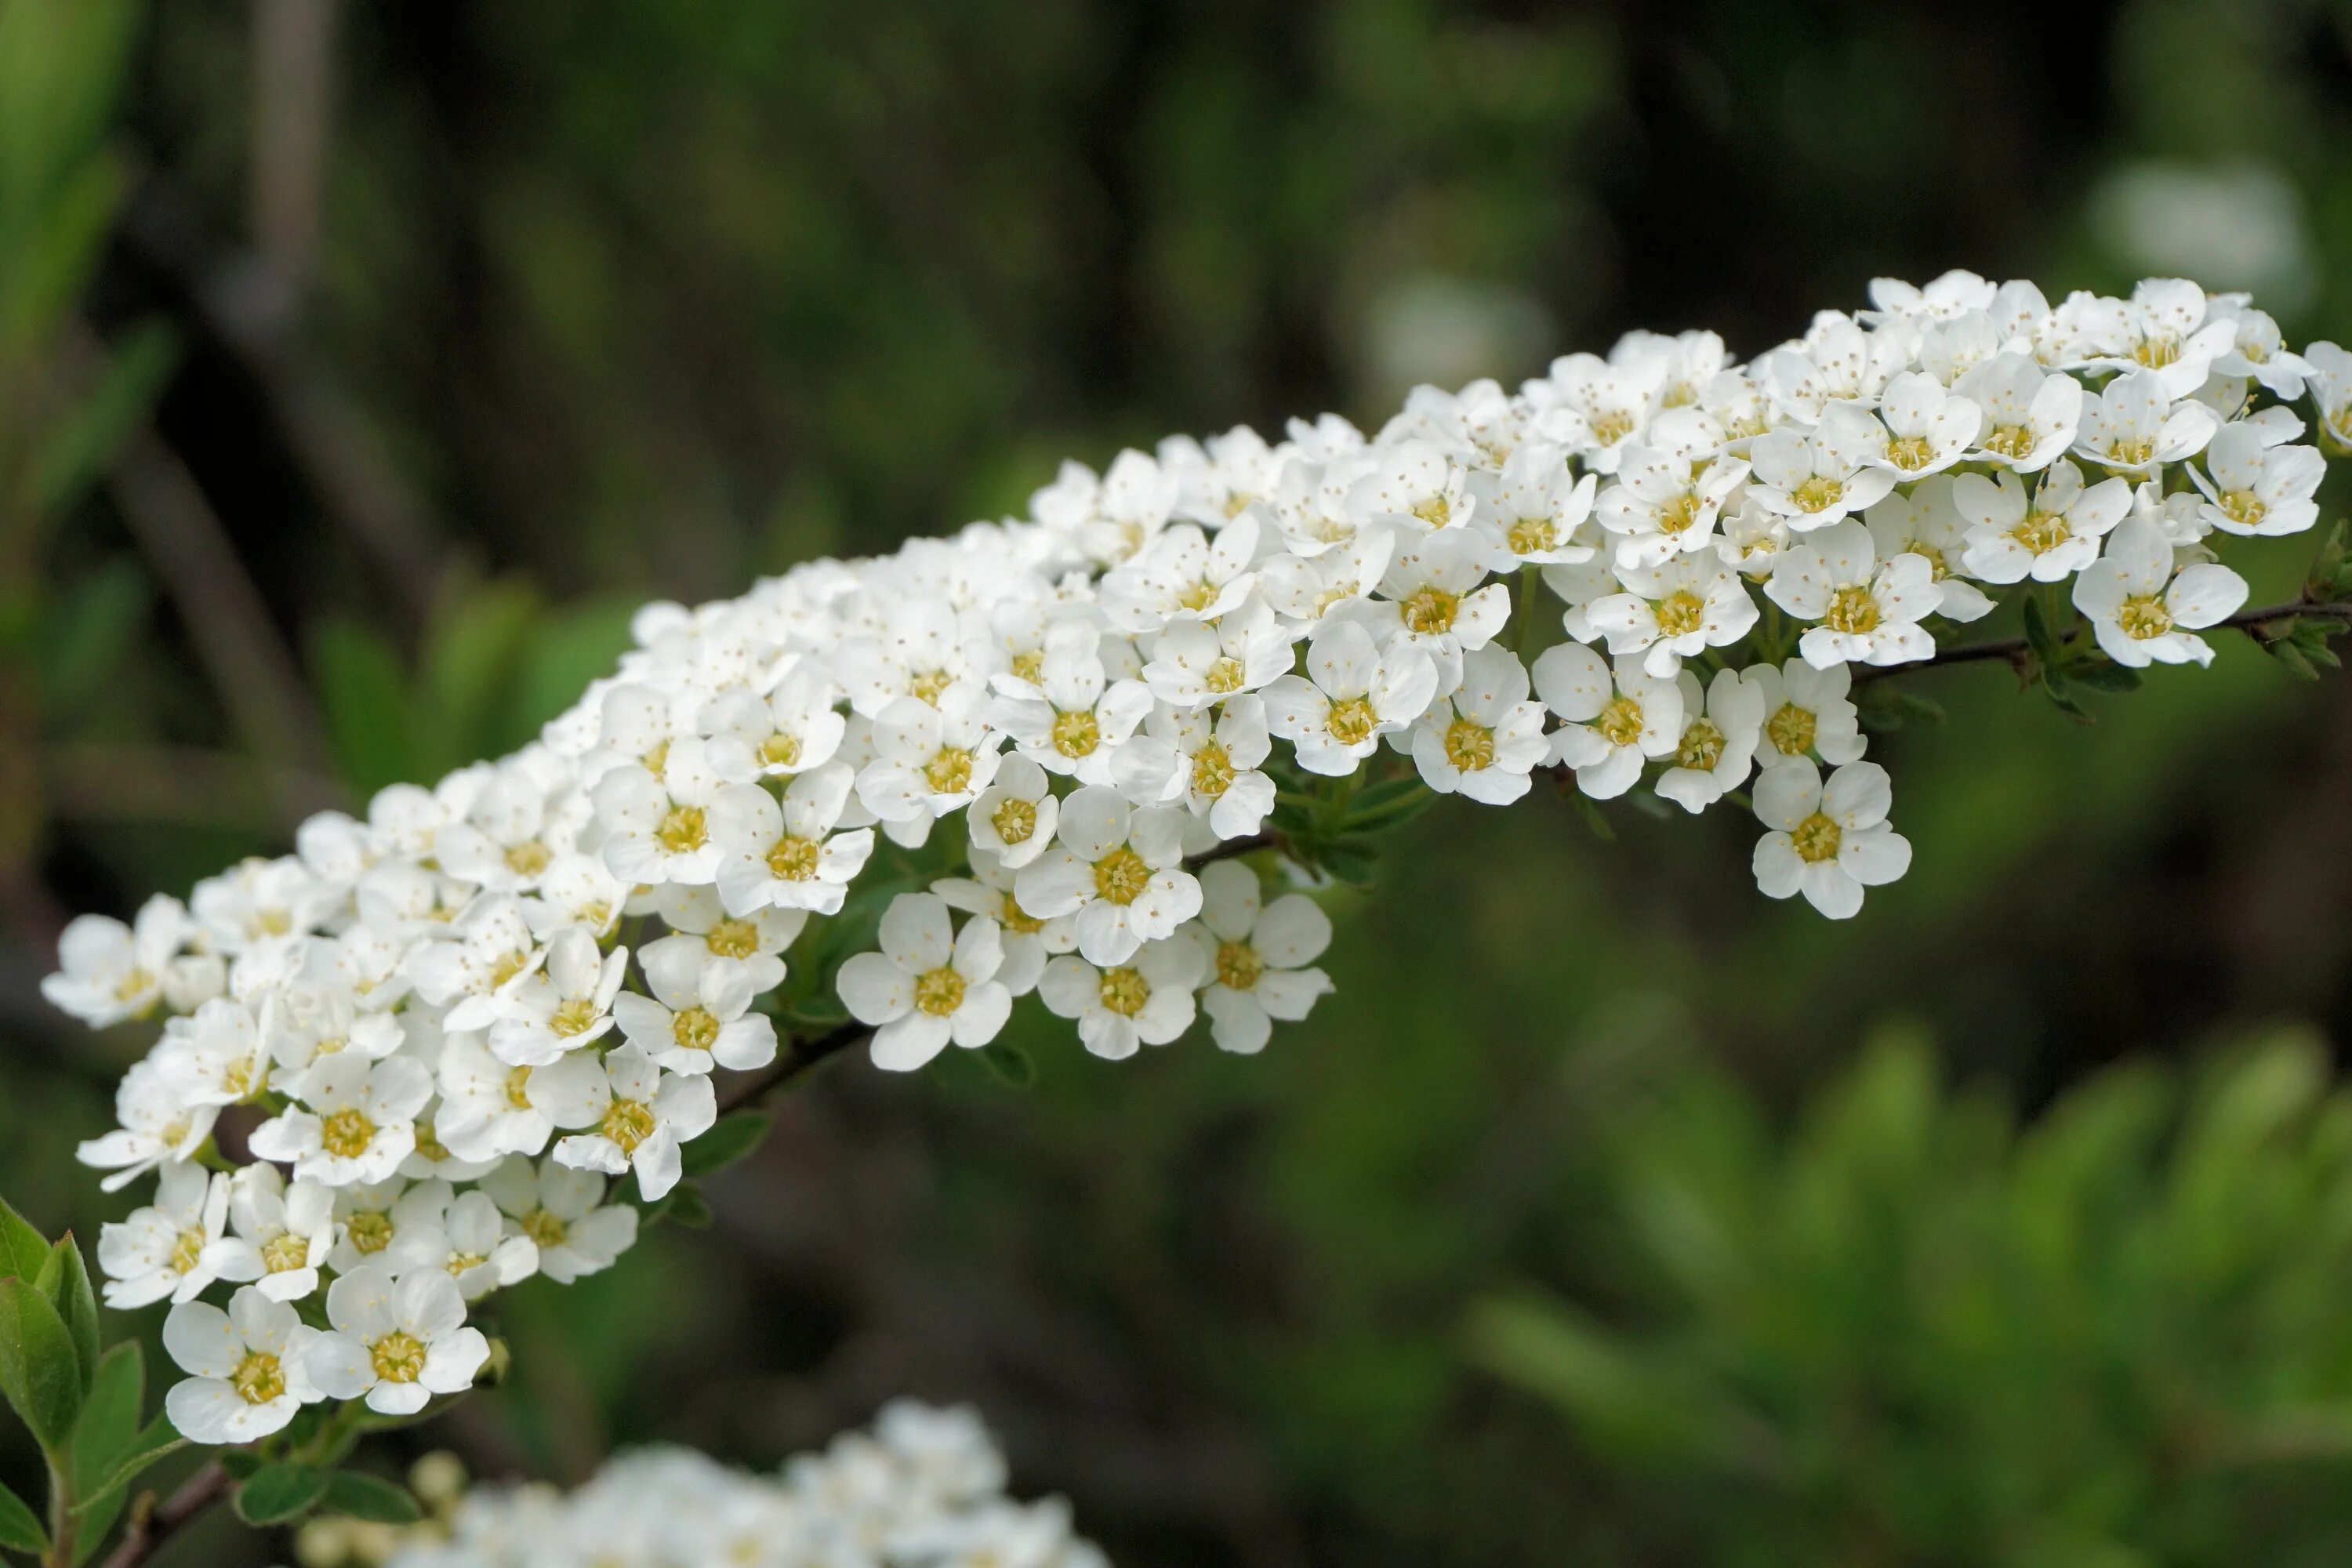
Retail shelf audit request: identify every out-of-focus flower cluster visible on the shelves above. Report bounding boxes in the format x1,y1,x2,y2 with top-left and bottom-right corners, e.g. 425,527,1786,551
336,1403,1104,1568
45,272,2352,1445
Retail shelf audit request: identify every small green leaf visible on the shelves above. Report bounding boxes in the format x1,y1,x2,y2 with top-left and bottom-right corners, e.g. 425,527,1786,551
0,1276,85,1454
71,1414,183,1519
1573,792,1616,842
71,1341,140,1486
2021,592,2062,666
1628,789,1674,820
1316,838,1380,887
1896,691,1949,723
978,1042,1036,1087
318,1471,423,1525
2067,661,2143,695
36,1237,99,1390
0,1479,45,1553
1338,776,1437,833
663,1185,714,1229
234,1462,331,1526
679,1112,771,1180
2268,637,2319,681
217,1449,264,1483
0,1196,49,1281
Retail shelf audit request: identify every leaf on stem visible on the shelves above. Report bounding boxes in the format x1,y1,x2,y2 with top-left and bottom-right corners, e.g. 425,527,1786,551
319,1471,423,1525
234,1462,331,1526
677,1112,771,1179
0,1276,84,1454
0,1479,45,1554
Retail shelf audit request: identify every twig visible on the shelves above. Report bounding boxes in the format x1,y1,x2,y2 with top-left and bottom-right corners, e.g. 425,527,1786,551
99,1460,227,1568
1853,597,2352,684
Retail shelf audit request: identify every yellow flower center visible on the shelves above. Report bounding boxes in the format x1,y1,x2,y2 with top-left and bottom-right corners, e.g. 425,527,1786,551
521,1208,569,1250
1205,655,1246,694
671,1007,720,1054
1051,709,1101,758
1590,410,1635,448
991,797,1037,844
503,841,552,878
489,949,531,991
2132,335,2180,370
169,1227,206,1276
1791,811,1843,863
1010,648,1045,684
445,1251,488,1277
655,805,707,856
1325,697,1378,746
2009,510,2071,555
908,668,954,706
550,998,601,1037
1983,423,2036,461
1401,586,1460,636
1654,589,1706,638
1657,492,1704,537
914,967,967,1017
2219,490,2266,529
504,1065,535,1111
1660,381,1698,408
1595,696,1645,749
1191,741,1236,798
1092,847,1152,905
320,1108,377,1160
232,1350,285,1406
1675,718,1726,771
1214,941,1261,991
2116,595,2175,641
601,1098,657,1153
641,739,672,779
998,893,1044,936
1791,476,1845,514
112,966,155,1003
1410,493,1453,528
1506,515,1559,555
1098,967,1150,1018
924,748,975,796
412,1120,451,1162
757,731,804,769
1886,434,1935,471
346,1210,394,1255
254,909,293,938
1824,585,1881,636
767,835,820,881
1176,578,1221,613
706,918,760,958
370,1330,428,1385
1443,718,1495,772
2105,436,2155,466
262,1232,311,1274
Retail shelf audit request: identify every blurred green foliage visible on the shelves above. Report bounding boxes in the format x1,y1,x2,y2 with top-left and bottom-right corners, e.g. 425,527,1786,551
1475,1033,2352,1568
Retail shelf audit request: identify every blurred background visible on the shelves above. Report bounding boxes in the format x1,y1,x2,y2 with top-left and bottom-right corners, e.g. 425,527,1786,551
6,0,2352,1563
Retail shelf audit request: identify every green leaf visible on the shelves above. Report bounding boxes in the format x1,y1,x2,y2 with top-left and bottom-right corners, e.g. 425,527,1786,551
1572,792,1616,843
662,1185,714,1229
1895,691,1948,723
1316,838,1381,887
318,1471,423,1525
234,1462,331,1526
0,1479,45,1554
71,1342,141,1490
978,1041,1036,1087
0,1196,49,1281
34,318,178,515
0,1276,85,1454
1268,800,1318,837
35,1237,98,1390
1338,776,1437,833
2021,591,2062,666
70,1414,181,1519
310,618,418,796
2067,660,2143,695
217,1449,264,1483
679,1112,771,1179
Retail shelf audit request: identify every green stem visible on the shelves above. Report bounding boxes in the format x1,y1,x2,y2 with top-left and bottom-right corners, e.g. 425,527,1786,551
46,1457,75,1568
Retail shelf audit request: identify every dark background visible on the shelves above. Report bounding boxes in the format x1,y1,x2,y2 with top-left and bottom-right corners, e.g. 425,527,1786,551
6,1,2352,1563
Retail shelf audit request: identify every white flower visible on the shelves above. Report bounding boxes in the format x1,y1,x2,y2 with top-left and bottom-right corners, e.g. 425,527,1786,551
2071,518,2249,668
384,1185,539,1301
2075,277,2237,397
1595,441,1748,570
207,1163,335,1301
2210,297,2310,399
487,927,628,1067
249,1052,434,1187
838,894,1014,1072
700,658,847,783
2299,340,2352,447
435,1030,607,1163
833,598,983,717
612,942,778,1075
307,1264,490,1416
1583,552,1760,677
2190,423,2323,538
1347,437,1479,527
547,1044,716,1201
163,1287,323,1443
406,894,544,1033
1746,403,1898,530
1475,441,1598,566
1863,480,1994,623
1955,351,2081,470
1766,518,1939,670
1523,352,1664,474
638,884,804,996
98,1160,229,1308
987,627,1153,786
1014,786,1201,967
1757,314,1905,422
1744,658,1867,769
2072,367,2218,475
964,753,1060,868
1409,644,1548,804
267,979,404,1080
931,853,1072,998
42,895,187,1027
1259,526,1394,626
709,764,876,916
432,761,586,894
1954,460,2132,584
1116,695,1278,840
1100,515,1263,630
77,1058,220,1192
1138,593,1298,709
154,996,272,1107
1261,619,1437,776
1868,371,1980,478
480,1155,640,1285
1657,666,1766,813
1751,760,1911,919
1355,527,1510,692
1533,644,1682,800
592,734,728,886
855,689,1006,828
327,1178,418,1274
1036,938,1207,1060
1184,862,1333,1054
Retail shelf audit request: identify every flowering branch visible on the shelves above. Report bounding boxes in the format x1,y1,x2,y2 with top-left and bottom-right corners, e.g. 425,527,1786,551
1857,595,2352,684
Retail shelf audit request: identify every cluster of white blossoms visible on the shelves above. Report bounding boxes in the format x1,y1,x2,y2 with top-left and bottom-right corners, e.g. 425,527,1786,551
377,1403,1105,1568
45,271,2352,1445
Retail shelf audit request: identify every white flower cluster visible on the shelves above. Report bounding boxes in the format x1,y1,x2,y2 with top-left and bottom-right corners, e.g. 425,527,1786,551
382,1402,1105,1568
46,271,2351,1443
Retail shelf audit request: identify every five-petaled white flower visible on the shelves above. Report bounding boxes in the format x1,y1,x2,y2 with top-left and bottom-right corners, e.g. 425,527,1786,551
488,926,628,1067
2071,518,2249,669
307,1263,490,1416
1767,519,1939,670
1038,938,1207,1060
249,1052,434,1188
1014,787,1201,967
1583,552,1760,677
709,764,877,918
1184,862,1334,1054
1954,460,2132,585
546,1044,717,1201
1534,644,1684,800
164,1287,324,1442
1744,658,1867,770
207,1163,336,1301
1747,404,1898,530
1261,621,1437,776
480,1155,641,1284
1751,760,1911,920
2190,422,2324,538
963,753,1060,869
838,893,1014,1072
1657,667,1768,813
97,1160,229,1308
1410,644,1550,805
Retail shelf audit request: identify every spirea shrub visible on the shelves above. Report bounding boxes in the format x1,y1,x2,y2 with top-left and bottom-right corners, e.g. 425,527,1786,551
27,271,2352,1534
